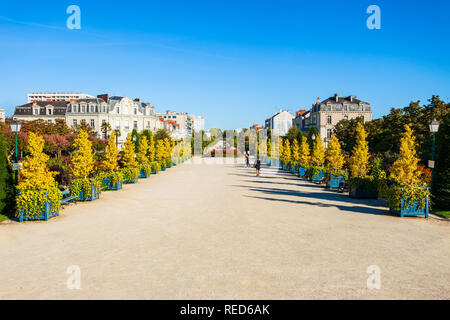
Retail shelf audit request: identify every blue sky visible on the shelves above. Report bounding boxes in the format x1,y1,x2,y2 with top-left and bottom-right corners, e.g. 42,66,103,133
0,0,449,129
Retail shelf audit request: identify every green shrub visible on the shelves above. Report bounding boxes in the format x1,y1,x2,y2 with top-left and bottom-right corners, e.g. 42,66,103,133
0,133,15,217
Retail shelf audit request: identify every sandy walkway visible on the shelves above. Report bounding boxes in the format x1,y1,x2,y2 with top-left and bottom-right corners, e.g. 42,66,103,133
0,158,449,300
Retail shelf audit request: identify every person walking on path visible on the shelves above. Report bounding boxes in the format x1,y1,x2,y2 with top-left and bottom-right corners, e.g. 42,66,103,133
245,151,250,168
255,158,261,176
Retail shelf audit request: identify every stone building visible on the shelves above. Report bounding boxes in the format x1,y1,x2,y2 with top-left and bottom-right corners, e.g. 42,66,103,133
293,94,372,146
264,109,294,136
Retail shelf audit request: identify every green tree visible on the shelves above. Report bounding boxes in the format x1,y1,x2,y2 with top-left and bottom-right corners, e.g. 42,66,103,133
286,126,302,144
0,133,14,216
432,114,450,210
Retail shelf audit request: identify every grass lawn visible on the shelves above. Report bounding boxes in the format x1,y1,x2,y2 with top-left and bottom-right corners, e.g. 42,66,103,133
0,214,10,223
432,210,450,219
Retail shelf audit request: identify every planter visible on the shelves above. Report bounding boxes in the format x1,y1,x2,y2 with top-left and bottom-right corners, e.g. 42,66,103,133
78,181,100,201
124,177,138,184
290,164,298,174
299,166,308,178
103,174,123,191
328,174,344,190
312,170,324,182
151,168,157,174
349,178,378,199
18,193,58,222
140,169,150,178
390,196,429,218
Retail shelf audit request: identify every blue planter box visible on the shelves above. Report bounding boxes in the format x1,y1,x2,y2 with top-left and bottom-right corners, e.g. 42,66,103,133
161,167,166,171
329,174,344,190
18,193,59,222
290,165,298,174
299,166,308,178
312,170,324,182
266,159,272,166
103,174,123,191
390,196,429,218
140,169,150,178
124,177,138,184
151,168,157,174
78,181,100,201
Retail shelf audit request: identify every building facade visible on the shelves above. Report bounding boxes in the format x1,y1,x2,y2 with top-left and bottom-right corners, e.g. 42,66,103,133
264,109,294,136
27,92,94,103
0,109,5,122
159,111,205,137
294,94,372,145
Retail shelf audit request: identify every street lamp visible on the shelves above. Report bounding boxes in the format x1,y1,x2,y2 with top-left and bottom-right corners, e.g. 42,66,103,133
312,134,316,141
10,120,22,185
429,119,440,187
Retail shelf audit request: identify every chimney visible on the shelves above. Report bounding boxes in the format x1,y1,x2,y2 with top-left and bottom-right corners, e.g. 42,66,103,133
317,97,320,104
134,98,140,102
334,93,338,102
354,96,357,100
97,94,109,102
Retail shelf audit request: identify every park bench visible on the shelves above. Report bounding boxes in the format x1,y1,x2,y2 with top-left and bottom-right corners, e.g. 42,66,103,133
60,189,77,204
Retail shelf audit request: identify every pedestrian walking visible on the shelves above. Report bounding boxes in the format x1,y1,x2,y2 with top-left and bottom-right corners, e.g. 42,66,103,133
255,158,261,176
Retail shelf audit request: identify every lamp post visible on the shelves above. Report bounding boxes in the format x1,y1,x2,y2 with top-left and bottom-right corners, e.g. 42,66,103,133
312,134,316,141
429,119,440,187
10,120,22,185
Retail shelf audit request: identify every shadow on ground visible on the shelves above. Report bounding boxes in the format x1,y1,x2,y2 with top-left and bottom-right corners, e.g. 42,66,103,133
230,166,394,217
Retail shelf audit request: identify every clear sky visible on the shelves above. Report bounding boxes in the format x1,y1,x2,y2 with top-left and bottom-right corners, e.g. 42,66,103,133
0,0,449,129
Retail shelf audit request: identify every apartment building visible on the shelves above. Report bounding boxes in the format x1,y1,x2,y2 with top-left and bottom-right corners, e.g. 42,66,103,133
0,109,5,122
264,109,294,136
159,111,205,137
27,92,94,103
293,94,372,145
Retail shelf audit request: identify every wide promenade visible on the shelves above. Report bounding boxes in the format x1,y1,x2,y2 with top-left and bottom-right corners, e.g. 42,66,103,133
0,158,448,299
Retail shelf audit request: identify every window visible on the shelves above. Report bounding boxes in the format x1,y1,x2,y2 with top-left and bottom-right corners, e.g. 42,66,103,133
344,105,348,111
81,106,86,113
147,121,150,128
361,105,364,111
102,106,106,113
90,119,95,128
73,119,78,127
134,108,137,115
90,105,95,113
34,109,39,115
327,129,332,140
73,105,77,113
327,115,332,125
47,109,52,115
133,121,138,129
125,120,130,130
116,107,120,114
327,105,331,111
81,119,86,125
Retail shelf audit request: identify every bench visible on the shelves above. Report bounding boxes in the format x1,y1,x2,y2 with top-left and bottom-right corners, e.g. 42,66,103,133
61,189,78,204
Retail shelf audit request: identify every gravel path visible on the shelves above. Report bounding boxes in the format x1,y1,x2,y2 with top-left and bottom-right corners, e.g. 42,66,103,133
0,158,448,300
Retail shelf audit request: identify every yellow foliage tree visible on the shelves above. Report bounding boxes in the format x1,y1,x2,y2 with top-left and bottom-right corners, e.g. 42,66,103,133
163,138,172,159
278,137,283,159
267,139,272,157
282,139,291,161
389,124,420,185
259,139,267,158
136,136,149,164
102,130,120,172
122,133,137,167
148,135,156,162
70,129,94,179
292,139,300,163
325,135,345,174
299,136,310,167
350,122,370,178
156,139,165,161
311,134,325,166
18,132,57,191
